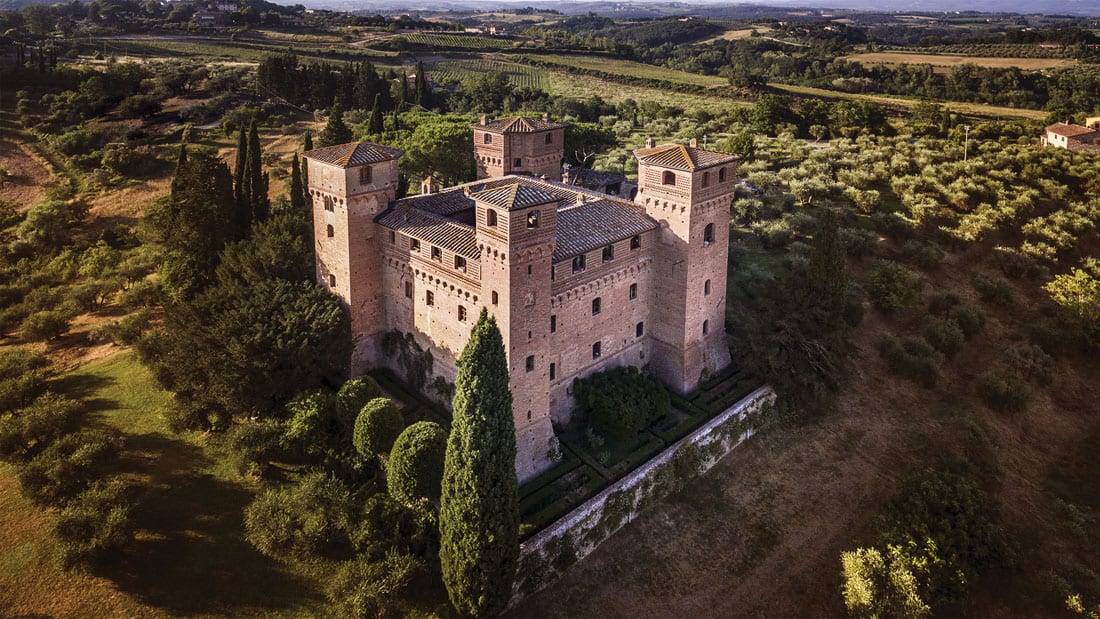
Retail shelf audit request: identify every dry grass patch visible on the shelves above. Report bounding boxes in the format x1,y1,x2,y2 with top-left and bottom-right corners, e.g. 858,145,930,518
845,52,1077,72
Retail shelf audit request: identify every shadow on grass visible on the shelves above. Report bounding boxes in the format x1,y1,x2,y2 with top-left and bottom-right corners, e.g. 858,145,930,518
50,372,118,413
94,432,323,615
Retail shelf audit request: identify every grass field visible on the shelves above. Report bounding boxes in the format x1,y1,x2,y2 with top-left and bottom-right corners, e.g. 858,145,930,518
0,351,326,617
701,25,774,44
91,36,394,64
770,82,1049,120
386,32,514,50
845,51,1077,72
523,54,729,89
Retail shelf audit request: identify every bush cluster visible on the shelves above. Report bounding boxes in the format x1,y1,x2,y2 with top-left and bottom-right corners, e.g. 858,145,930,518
867,260,924,312
574,366,670,440
976,369,1031,413
877,334,942,387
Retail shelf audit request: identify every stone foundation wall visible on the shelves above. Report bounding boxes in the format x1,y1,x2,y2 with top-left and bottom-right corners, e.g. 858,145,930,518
509,385,777,606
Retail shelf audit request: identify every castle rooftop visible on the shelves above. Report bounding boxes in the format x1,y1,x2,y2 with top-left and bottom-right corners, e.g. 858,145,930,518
632,143,739,171
304,142,404,167
471,115,566,133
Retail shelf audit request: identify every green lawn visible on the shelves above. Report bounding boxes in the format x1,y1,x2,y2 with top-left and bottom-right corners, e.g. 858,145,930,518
0,351,327,617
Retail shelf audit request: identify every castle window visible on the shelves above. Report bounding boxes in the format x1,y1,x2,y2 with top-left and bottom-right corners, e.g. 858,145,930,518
484,133,492,144
704,279,711,296
458,305,467,321
328,274,336,288
431,246,442,262
525,355,535,372
702,171,711,188
719,167,727,183
550,363,556,380
636,322,644,337
486,209,497,227
662,170,675,186
359,165,372,185
410,238,421,251
545,133,553,145
326,224,334,238
426,291,434,306
703,319,709,335
527,265,532,276
592,297,601,316
630,235,641,250
602,244,614,262
405,281,412,298
389,230,396,244
527,210,539,229
572,255,586,273
455,256,467,272
324,196,334,211
514,158,522,168
492,291,499,305
592,342,601,359
550,315,556,333
703,223,714,246
629,283,637,300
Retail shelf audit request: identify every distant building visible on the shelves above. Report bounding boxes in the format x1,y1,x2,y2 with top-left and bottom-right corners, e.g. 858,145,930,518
303,117,738,481
191,10,224,25
1042,122,1100,152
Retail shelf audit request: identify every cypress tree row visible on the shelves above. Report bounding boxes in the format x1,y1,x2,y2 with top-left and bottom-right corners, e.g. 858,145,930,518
440,308,519,617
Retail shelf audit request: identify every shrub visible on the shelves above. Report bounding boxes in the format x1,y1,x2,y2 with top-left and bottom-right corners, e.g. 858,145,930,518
924,318,965,359
53,479,135,567
976,369,1030,413
244,472,354,560
117,94,162,119
928,291,961,317
328,551,424,619
388,421,447,505
228,419,286,477
1004,344,1054,386
0,348,50,413
353,397,404,458
971,272,1013,306
867,261,924,312
901,240,945,270
354,493,437,560
120,280,160,309
0,393,85,462
839,227,879,259
18,429,123,507
990,246,1046,280
950,304,987,340
574,366,670,440
784,211,818,236
337,376,384,417
751,218,795,249
19,310,71,341
878,335,941,388
871,212,915,241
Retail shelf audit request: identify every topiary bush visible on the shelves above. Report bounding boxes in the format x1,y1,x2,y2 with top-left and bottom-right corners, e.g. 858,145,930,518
976,369,1030,413
244,472,354,560
353,397,404,458
924,318,966,359
388,421,447,505
867,261,924,312
337,375,384,417
574,366,670,440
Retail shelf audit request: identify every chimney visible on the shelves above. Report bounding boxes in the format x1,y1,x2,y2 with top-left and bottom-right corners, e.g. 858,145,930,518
542,112,550,121
645,137,655,148
689,137,698,147
575,192,585,206
480,114,489,125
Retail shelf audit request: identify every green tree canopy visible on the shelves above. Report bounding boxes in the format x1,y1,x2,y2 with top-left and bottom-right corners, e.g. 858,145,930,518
388,421,447,505
400,114,475,187
318,103,354,147
353,397,404,458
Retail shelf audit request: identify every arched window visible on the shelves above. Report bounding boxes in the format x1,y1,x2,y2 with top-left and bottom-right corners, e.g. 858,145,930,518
704,279,711,296
703,320,709,335
630,235,641,250
719,167,727,183
326,224,334,238
703,223,714,245
323,196,334,211
358,166,372,185
662,170,675,186
702,171,710,188
527,210,539,229
492,291,499,305
486,209,497,227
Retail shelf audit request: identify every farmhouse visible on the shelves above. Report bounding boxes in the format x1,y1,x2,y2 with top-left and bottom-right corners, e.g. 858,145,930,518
1042,122,1100,152
304,117,737,481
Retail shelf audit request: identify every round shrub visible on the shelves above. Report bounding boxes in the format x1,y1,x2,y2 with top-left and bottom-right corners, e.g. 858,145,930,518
950,304,987,340
976,369,1030,413
900,240,944,270
353,397,404,458
18,429,123,507
388,421,447,505
53,478,134,567
20,310,71,341
244,472,353,560
575,366,670,440
0,393,85,462
337,375,384,417
928,290,961,317
839,227,879,259
866,261,924,312
1004,344,1054,386
0,348,50,414
228,418,286,477
924,318,965,359
751,218,795,249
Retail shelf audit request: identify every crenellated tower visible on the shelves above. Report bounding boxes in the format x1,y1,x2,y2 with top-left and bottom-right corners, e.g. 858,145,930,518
471,115,566,182
303,141,404,374
632,139,738,393
471,182,559,481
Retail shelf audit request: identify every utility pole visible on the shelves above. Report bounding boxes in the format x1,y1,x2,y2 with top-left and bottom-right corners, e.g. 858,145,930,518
962,124,971,161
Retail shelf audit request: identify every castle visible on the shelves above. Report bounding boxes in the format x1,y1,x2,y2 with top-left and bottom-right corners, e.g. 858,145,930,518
303,117,738,481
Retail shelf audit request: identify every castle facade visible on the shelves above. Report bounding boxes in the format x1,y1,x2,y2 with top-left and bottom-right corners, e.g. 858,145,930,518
304,117,737,481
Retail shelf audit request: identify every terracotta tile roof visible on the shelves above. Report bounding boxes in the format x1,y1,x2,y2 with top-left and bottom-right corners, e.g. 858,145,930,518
552,198,658,263
632,143,739,171
304,142,403,167
469,183,558,210
471,116,566,133
1046,123,1100,139
396,188,472,217
376,205,479,258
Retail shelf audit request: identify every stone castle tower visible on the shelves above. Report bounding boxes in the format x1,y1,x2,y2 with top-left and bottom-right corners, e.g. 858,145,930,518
471,115,566,181
633,138,734,392
304,142,404,374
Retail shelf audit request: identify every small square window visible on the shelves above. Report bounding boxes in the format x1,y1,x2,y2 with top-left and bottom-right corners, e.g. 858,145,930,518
513,158,522,168
662,170,675,186
410,238,421,251
572,255,586,273
326,224,334,238
389,230,396,244
527,210,539,229
328,274,336,288
592,297,601,315
550,362,556,380
404,281,412,298
630,235,641,250
550,315,556,333
602,244,614,262
492,291,499,305
324,196,334,211
545,133,553,144
629,283,637,300
719,167,727,183
486,209,497,227
455,256,467,271
592,342,601,359
702,170,710,188
525,355,535,372
359,166,372,185
636,322,644,337
426,291,434,306
431,246,442,262
484,133,492,144
458,305,467,321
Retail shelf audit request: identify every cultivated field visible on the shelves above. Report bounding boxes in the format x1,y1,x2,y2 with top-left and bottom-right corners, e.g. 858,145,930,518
701,25,774,44
432,59,549,91
770,82,1049,120
520,54,729,89
845,51,1077,71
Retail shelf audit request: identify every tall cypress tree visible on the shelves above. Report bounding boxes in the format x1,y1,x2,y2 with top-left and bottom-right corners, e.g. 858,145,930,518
234,124,248,208
414,61,427,107
246,120,269,223
368,94,384,135
400,70,409,105
301,132,313,192
289,153,305,211
809,208,847,328
440,309,518,617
